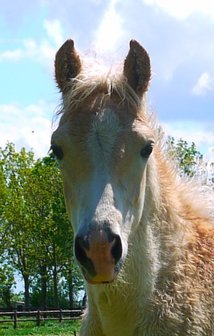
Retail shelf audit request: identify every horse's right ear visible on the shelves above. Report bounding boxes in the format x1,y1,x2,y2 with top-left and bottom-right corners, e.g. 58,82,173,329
123,40,151,97
55,39,81,93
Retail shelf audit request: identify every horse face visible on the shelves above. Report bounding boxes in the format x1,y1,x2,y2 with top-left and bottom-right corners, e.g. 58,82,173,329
51,100,154,284
53,39,152,284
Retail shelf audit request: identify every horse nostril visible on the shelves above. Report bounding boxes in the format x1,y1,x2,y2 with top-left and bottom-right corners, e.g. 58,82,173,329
75,236,96,277
111,234,122,264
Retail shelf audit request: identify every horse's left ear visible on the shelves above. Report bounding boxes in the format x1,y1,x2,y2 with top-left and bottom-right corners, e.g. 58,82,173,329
55,39,81,93
123,40,151,96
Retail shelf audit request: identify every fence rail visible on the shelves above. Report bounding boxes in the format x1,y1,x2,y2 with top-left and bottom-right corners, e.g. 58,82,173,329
0,309,83,330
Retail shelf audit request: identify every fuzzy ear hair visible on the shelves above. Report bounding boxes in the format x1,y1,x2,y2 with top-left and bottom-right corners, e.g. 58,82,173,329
55,39,81,93
123,40,151,96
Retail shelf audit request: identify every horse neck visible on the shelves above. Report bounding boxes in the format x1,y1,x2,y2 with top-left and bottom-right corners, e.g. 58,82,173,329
143,148,187,235
126,151,191,295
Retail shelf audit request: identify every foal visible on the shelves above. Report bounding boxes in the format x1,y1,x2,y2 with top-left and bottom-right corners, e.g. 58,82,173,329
51,39,214,336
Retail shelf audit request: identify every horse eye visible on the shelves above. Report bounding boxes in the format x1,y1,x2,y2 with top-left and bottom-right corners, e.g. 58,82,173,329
50,144,63,160
140,141,154,159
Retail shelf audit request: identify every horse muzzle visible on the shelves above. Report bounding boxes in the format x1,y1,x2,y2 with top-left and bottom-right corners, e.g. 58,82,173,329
74,227,123,284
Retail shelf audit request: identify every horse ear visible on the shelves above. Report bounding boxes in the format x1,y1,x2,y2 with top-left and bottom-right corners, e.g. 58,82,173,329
55,39,81,93
123,40,151,96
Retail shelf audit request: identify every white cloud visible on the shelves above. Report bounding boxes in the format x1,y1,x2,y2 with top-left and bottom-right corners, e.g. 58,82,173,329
0,19,64,66
44,19,64,46
0,49,23,62
192,72,214,96
143,0,214,20
0,102,53,157
92,0,126,54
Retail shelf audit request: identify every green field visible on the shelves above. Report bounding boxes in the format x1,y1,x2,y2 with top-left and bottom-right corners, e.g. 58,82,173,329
0,320,80,336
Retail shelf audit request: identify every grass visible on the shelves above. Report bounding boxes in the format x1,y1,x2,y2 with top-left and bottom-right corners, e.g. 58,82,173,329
0,320,80,336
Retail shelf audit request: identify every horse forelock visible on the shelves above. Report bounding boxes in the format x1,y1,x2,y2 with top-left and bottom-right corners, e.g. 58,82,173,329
57,61,145,119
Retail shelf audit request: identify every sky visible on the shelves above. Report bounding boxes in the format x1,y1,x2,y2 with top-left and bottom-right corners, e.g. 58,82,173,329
0,0,214,161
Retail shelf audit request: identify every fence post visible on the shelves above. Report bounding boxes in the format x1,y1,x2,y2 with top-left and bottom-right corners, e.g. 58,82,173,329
59,308,62,323
37,310,41,326
14,311,17,329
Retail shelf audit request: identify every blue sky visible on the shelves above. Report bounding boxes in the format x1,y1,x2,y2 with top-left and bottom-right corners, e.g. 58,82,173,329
0,0,214,159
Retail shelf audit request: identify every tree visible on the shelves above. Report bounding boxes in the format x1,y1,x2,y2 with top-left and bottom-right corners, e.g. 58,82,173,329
23,154,84,309
166,137,203,177
0,144,85,309
28,155,75,308
0,151,8,255
0,263,15,309
62,257,85,309
0,143,36,309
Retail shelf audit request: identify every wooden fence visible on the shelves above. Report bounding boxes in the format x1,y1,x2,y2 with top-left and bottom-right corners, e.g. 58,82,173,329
0,309,82,331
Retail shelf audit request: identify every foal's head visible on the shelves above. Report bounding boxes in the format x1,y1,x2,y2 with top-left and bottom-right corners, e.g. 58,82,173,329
51,39,154,284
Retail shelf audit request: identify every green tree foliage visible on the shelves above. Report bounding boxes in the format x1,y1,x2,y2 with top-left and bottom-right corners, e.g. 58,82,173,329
0,143,35,308
0,144,84,309
166,137,203,177
0,263,15,309
28,155,84,309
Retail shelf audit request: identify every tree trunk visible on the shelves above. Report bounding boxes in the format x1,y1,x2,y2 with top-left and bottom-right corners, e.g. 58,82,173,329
40,265,48,310
3,287,12,310
53,244,59,308
23,274,30,310
68,268,74,309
